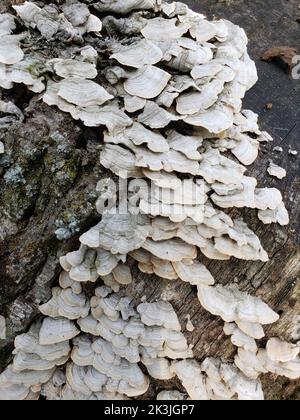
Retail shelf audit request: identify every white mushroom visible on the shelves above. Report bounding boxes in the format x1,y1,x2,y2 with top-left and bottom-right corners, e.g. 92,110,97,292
49,59,98,79
143,238,197,262
13,352,68,373
267,161,287,180
236,320,265,340
13,1,102,39
137,101,180,128
62,3,90,27
171,360,209,400
176,80,225,115
266,338,300,363
135,147,200,175
185,315,195,333
234,348,267,379
111,39,163,68
124,95,146,113
214,219,269,262
167,130,203,160
105,122,169,153
39,318,80,345
223,323,258,352
258,349,300,379
141,18,190,41
57,78,113,107
189,19,219,42
220,363,264,400
39,287,90,320
137,302,181,331
124,65,171,99
0,14,16,37
14,323,70,362
2,57,45,93
43,80,76,114
142,169,182,190
258,203,289,226
0,34,25,65
185,106,234,133
72,104,132,131
166,43,213,72
94,0,157,14
100,144,143,178
0,383,31,401
197,285,279,325
157,390,187,400
172,261,215,286
94,212,150,255
112,264,133,286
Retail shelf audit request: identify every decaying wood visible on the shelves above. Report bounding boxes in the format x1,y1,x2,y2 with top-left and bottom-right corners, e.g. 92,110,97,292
0,0,299,400
261,47,298,73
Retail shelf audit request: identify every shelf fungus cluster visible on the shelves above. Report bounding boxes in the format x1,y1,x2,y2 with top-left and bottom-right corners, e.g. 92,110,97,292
12,1,102,40
171,357,266,400
0,0,297,401
0,288,193,400
158,339,300,400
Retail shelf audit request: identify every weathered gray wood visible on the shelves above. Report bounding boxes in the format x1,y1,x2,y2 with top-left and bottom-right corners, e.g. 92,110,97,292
0,0,299,400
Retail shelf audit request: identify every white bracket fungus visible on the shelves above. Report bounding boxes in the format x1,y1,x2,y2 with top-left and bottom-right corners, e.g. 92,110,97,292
197,285,279,326
39,318,80,346
0,287,193,400
157,390,187,400
94,0,159,15
235,339,300,381
266,338,300,363
185,315,195,332
13,1,102,40
171,357,265,400
267,161,287,180
223,323,258,352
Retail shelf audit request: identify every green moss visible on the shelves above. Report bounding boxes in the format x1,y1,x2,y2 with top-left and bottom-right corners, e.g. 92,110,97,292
1,167,42,221
54,157,79,188
19,241,39,259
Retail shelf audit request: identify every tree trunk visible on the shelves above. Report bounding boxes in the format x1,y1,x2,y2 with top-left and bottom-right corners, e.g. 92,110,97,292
0,0,299,400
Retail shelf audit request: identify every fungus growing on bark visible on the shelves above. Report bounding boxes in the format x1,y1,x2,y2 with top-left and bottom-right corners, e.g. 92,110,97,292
171,357,265,400
267,161,287,180
13,1,102,40
157,390,187,400
266,338,300,363
39,318,80,345
235,341,300,381
197,285,279,326
0,286,193,400
223,323,258,352
49,59,98,80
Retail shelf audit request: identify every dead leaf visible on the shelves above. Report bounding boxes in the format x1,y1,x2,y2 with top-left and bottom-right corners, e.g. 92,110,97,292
265,103,273,110
261,46,298,73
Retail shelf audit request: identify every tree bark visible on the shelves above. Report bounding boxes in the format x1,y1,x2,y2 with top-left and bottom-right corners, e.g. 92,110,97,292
0,0,299,400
